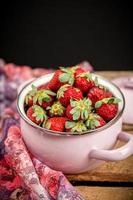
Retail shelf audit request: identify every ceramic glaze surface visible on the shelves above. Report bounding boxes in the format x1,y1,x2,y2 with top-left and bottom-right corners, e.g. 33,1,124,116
17,73,133,174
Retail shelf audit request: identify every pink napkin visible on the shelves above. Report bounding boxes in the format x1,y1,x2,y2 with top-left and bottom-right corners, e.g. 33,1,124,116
0,59,92,199
4,125,83,200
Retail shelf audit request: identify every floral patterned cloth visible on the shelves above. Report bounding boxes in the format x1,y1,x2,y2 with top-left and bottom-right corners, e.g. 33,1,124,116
0,59,93,199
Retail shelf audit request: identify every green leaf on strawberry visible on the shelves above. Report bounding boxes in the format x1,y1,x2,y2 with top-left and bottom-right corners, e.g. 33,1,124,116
95,101,103,108
65,121,76,129
59,66,78,85
44,121,51,129
59,73,71,82
70,98,92,121
33,88,56,106
77,71,92,81
86,113,101,129
46,101,65,116
25,84,37,105
95,97,121,108
57,84,69,98
65,121,87,133
32,105,47,123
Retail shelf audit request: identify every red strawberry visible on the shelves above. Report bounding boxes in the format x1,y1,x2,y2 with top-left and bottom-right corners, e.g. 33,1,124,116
65,121,87,133
57,84,83,106
88,86,113,105
48,66,84,91
66,104,73,120
41,95,55,108
95,97,120,121
27,105,47,125
85,113,106,129
45,117,68,132
33,88,56,109
47,69,64,91
66,98,92,120
75,72,95,93
47,101,65,117
74,67,85,76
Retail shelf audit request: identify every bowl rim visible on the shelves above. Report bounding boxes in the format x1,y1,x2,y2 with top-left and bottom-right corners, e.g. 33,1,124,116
17,73,125,137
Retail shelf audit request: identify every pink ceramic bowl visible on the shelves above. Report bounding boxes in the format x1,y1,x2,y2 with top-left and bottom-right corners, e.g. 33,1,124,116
17,73,133,174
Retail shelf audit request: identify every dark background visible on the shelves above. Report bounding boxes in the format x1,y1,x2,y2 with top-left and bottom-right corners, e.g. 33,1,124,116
0,1,132,70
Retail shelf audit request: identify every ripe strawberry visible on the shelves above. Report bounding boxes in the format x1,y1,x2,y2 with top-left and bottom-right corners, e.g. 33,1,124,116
33,88,56,109
85,113,106,129
65,121,87,133
95,97,120,121
47,69,64,91
27,105,47,125
25,85,37,106
45,117,68,132
88,86,113,105
74,67,85,76
75,72,95,93
66,98,92,120
47,101,65,117
57,84,83,106
48,66,84,91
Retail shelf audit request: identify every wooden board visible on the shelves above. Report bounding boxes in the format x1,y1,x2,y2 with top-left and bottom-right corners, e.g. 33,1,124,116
71,71,133,199
76,187,133,200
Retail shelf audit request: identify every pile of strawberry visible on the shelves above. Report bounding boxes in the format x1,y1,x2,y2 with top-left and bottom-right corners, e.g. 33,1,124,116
25,66,121,133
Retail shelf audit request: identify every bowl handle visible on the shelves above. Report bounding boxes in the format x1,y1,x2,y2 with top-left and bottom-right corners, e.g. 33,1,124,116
89,132,133,161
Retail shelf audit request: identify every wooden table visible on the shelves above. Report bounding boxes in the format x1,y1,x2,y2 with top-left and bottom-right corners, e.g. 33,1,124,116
67,71,133,200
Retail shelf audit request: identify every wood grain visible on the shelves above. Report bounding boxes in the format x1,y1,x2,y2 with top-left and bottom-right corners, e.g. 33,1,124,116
96,71,133,80
76,187,133,200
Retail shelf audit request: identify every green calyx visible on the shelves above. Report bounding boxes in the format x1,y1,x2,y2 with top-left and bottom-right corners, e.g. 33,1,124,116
25,84,37,104
32,105,47,123
47,101,65,116
86,113,100,129
77,71,92,81
44,121,51,129
33,88,56,106
59,66,78,85
65,121,87,133
57,84,70,99
70,98,92,121
95,97,121,109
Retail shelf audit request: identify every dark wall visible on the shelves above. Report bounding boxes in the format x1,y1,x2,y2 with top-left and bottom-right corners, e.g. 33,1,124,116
0,1,132,70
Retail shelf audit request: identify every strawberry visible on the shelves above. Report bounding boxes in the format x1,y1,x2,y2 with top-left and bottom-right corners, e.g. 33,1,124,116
75,72,95,93
57,84,83,106
46,101,65,117
48,66,84,91
33,88,56,109
88,86,113,105
65,121,87,133
47,69,64,91
85,113,106,129
45,117,68,132
66,98,92,120
95,97,121,121
27,105,47,125
74,67,85,76
25,85,37,106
